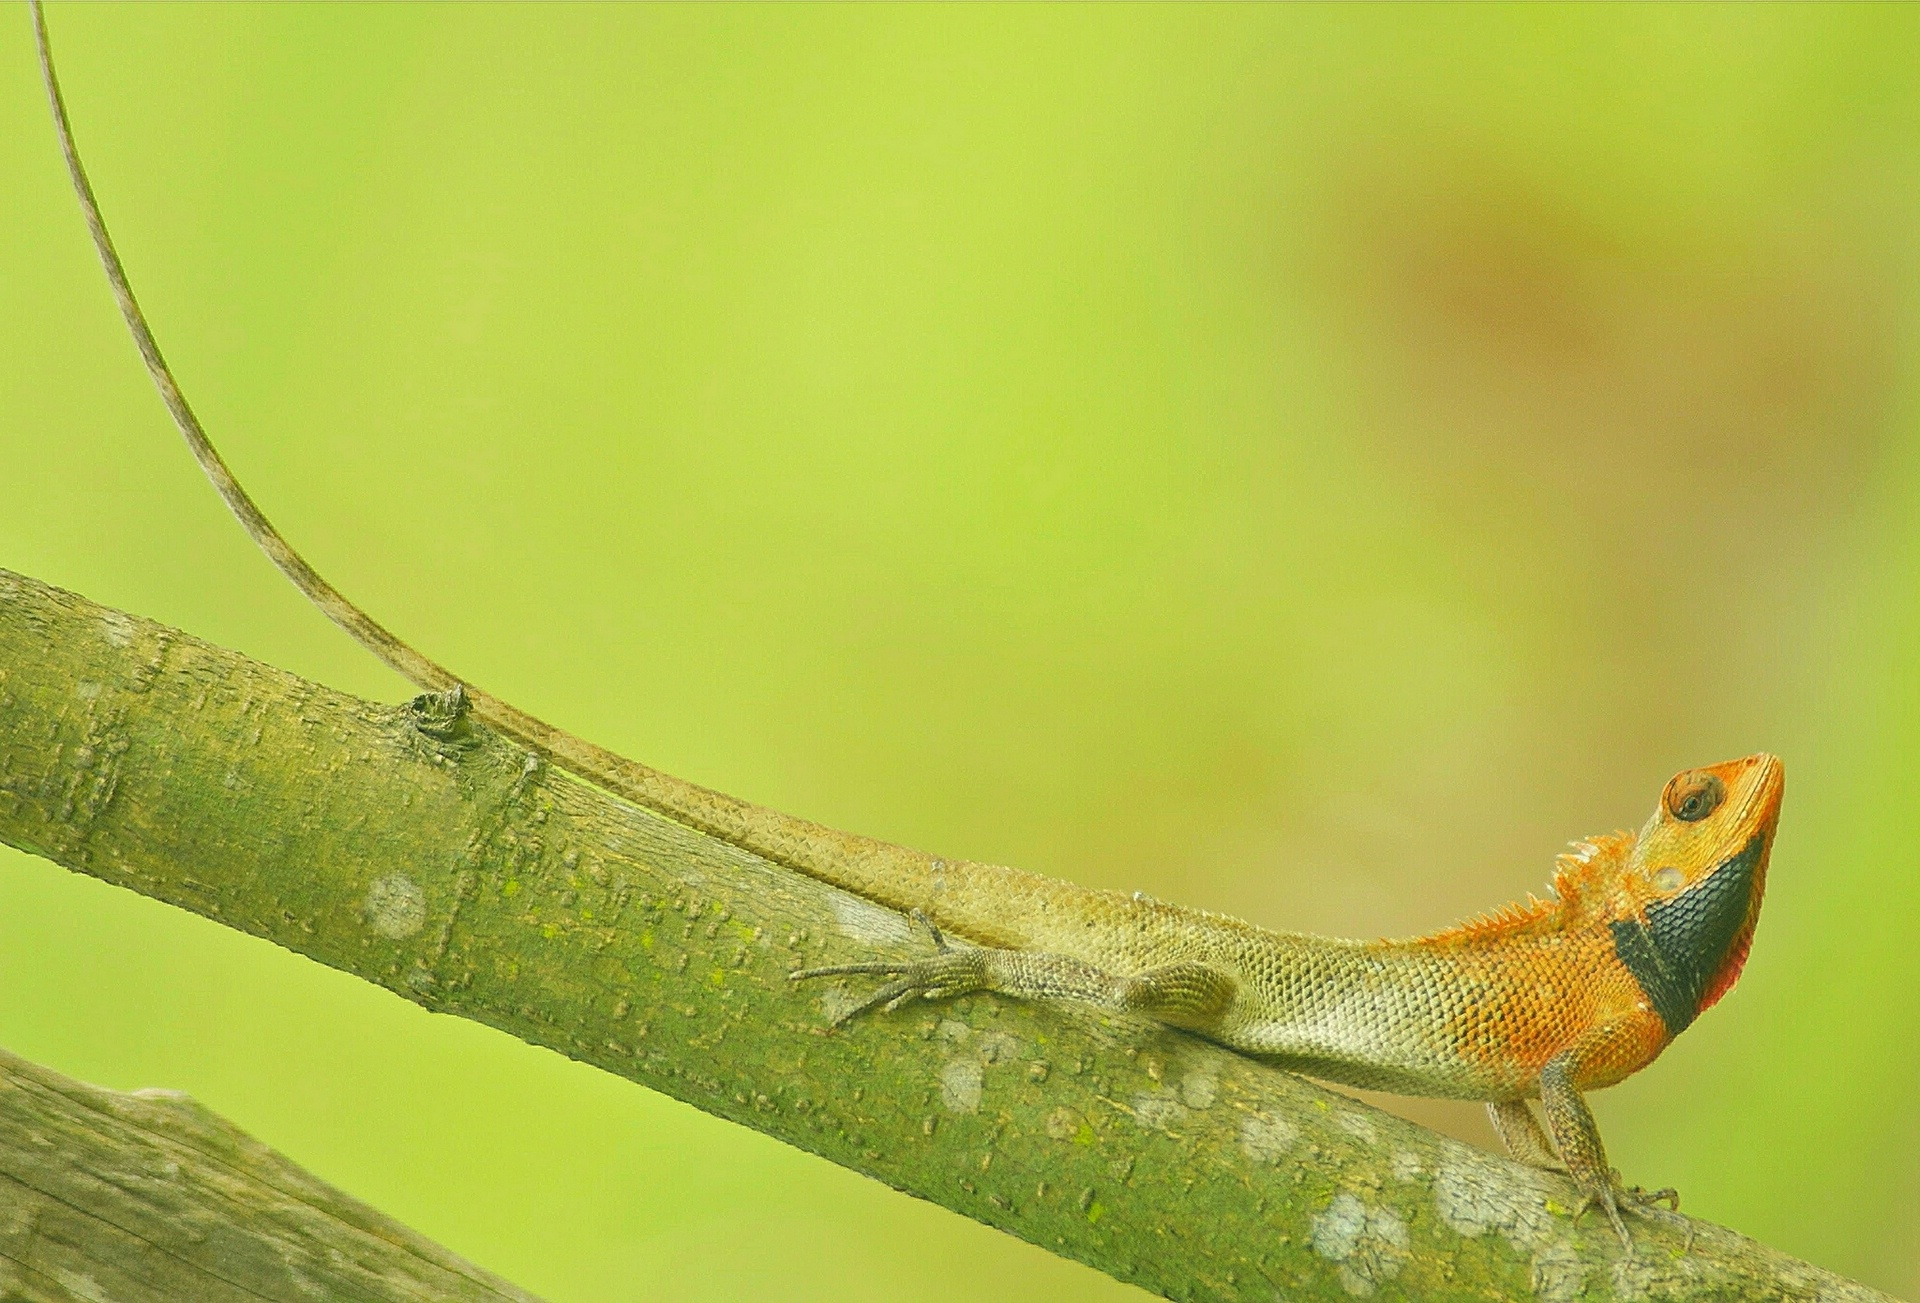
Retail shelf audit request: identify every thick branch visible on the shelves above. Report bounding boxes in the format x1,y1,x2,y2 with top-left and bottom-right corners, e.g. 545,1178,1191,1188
0,568,1891,1303
0,1041,540,1302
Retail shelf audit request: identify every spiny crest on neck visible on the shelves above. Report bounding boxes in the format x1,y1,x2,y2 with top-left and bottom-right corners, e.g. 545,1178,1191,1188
1411,830,1639,948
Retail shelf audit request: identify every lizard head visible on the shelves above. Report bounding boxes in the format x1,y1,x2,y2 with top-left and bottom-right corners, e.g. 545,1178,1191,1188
1613,752,1785,1036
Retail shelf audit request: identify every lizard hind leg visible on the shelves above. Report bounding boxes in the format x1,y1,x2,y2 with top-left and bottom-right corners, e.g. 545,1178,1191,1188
1487,1099,1566,1172
791,910,1238,1034
1113,961,1239,1032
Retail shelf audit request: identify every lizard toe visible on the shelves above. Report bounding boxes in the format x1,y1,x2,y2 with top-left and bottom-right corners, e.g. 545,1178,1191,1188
1623,1184,1680,1213
802,950,988,1028
1570,1183,1633,1252
1569,1180,1693,1255
1621,1186,1694,1252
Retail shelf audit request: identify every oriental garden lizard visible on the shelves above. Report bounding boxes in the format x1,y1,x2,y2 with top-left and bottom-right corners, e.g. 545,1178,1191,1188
32,0,1783,1254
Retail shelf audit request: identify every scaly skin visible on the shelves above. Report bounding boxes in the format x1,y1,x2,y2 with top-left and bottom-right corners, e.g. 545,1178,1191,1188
795,753,1784,1249
34,4,1782,1254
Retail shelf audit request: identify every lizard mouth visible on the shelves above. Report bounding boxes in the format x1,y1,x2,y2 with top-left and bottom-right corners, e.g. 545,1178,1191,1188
1722,753,1785,835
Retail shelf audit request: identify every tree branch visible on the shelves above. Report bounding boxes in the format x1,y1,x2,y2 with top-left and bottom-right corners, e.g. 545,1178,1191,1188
0,1040,541,1302
0,568,1891,1303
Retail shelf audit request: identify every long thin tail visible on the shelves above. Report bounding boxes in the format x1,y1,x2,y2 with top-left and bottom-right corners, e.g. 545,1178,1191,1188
27,0,977,918
30,1,458,701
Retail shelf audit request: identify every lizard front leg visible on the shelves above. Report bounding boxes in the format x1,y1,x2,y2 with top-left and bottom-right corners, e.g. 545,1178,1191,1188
792,911,1238,1034
1538,1044,1684,1252
1487,1099,1565,1172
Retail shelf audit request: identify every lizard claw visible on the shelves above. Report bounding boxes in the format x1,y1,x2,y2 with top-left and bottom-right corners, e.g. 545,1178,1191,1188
789,910,983,1027
1571,1188,1634,1253
1626,1185,1680,1213
1570,1179,1692,1255
909,909,949,952
1621,1185,1694,1252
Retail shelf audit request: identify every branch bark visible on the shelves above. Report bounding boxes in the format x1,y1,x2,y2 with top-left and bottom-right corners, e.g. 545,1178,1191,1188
0,1040,541,1302
0,568,1893,1303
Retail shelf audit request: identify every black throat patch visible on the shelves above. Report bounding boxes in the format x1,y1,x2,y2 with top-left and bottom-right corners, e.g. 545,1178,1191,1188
1609,832,1765,1037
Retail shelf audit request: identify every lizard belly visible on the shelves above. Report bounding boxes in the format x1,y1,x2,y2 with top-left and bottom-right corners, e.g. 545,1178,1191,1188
942,883,1642,1102
1040,907,1530,1099
1220,942,1523,1100
1220,929,1648,1101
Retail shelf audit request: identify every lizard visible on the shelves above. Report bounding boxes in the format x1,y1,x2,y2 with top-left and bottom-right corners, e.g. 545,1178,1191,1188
30,0,1782,1253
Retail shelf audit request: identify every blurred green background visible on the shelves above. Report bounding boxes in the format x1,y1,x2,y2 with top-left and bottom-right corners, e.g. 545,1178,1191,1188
3,4,1916,1299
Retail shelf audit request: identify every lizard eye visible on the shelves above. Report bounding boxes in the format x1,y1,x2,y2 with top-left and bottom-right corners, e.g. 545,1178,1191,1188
1664,771,1725,823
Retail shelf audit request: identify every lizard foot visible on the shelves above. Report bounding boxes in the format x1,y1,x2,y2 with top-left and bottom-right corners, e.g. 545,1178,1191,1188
1621,1184,1694,1253
790,911,987,1027
1626,1184,1680,1214
1571,1176,1693,1254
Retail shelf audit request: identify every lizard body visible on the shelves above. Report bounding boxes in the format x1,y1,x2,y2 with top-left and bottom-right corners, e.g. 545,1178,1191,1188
794,762,1781,1158
32,1,1782,1250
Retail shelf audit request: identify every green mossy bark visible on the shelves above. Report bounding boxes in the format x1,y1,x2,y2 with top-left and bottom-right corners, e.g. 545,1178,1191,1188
0,1042,542,1302
0,569,1893,1303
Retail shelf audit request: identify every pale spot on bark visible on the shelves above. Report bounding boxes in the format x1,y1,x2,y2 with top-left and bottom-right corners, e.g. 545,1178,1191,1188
363,873,426,939
1177,1071,1218,1109
1335,1111,1378,1143
1310,1192,1409,1297
1238,1111,1297,1164
1531,1241,1586,1303
52,1269,108,1302
1131,1091,1189,1132
976,1030,1021,1065
1434,1160,1586,1301
940,1058,983,1113
1434,1161,1553,1243
828,893,913,945
128,1087,192,1104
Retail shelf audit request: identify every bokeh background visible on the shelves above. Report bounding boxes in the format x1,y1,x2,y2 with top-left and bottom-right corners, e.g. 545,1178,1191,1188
3,4,1917,1299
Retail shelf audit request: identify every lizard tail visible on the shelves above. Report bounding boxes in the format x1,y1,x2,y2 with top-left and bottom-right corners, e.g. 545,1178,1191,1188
33,0,458,704
29,0,972,916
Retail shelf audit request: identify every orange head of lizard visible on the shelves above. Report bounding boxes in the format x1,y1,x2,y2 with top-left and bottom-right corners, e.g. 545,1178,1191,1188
1615,752,1785,1037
